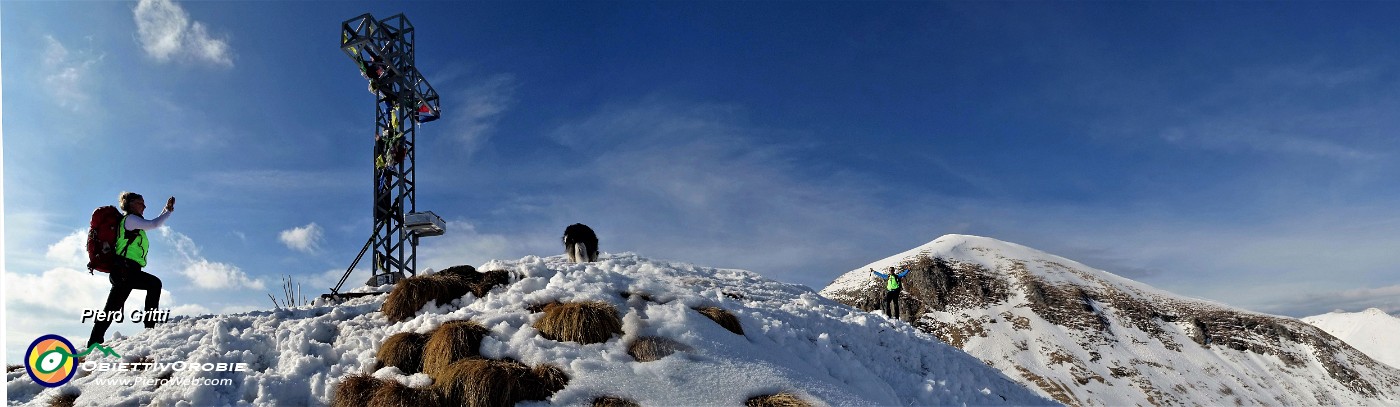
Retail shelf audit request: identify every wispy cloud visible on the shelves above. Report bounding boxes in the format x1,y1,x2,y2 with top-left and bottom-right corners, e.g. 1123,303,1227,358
1084,61,1400,163
161,228,265,290
195,169,358,192
533,98,901,284
41,36,102,111
133,0,233,67
279,223,324,254
450,74,517,155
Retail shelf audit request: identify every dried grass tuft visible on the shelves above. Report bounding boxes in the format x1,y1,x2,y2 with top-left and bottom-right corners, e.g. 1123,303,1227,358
437,265,478,277
534,301,623,344
746,392,813,407
422,320,490,378
381,275,452,322
471,270,512,297
695,306,745,335
518,363,570,401
434,358,529,407
628,336,692,362
381,265,508,323
331,373,385,407
376,331,428,374
367,379,441,407
46,392,78,407
592,396,642,407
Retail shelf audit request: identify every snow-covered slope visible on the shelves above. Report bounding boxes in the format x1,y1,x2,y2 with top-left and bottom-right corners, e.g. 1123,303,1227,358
821,234,1400,406
1304,308,1400,370
7,253,1052,406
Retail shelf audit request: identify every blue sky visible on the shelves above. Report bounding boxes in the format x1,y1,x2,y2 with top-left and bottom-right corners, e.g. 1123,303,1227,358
5,1,1400,361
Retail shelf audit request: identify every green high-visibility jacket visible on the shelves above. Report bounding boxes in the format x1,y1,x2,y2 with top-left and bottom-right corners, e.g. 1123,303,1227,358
873,268,910,291
116,216,151,267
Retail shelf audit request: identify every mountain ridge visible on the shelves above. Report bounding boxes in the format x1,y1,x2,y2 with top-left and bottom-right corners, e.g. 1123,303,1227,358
821,234,1400,406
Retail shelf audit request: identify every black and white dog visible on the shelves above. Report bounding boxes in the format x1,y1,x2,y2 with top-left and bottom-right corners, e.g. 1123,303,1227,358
562,223,599,263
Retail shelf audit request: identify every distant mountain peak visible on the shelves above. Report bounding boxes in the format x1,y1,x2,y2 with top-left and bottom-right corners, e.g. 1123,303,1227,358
1304,307,1400,371
822,235,1400,406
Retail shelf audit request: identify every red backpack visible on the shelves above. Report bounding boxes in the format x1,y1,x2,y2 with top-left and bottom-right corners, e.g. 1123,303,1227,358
86,206,133,273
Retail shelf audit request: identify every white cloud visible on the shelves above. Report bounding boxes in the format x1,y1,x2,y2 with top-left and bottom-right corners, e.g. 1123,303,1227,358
179,259,264,290
301,268,356,294
133,0,233,67
7,230,255,362
171,303,211,317
41,36,102,110
279,223,324,254
417,220,525,272
45,229,90,270
161,228,265,290
5,267,174,355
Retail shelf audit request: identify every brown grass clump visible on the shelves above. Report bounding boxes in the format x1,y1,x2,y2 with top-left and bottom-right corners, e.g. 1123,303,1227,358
382,274,456,322
422,320,490,378
434,359,530,407
47,392,78,407
437,264,479,278
331,373,385,407
380,265,513,323
471,269,511,297
593,396,642,407
746,392,813,407
368,379,442,407
695,306,745,335
534,301,623,344
376,332,428,374
518,363,570,401
628,336,692,362
437,265,511,297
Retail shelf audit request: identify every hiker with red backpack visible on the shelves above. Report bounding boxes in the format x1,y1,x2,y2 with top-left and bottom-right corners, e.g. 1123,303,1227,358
86,192,174,348
871,266,911,320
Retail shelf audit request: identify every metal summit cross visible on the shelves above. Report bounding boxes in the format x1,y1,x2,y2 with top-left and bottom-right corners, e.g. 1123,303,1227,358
327,13,446,298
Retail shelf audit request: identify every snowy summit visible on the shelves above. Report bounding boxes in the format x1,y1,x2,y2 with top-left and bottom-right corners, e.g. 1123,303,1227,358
822,234,1400,406
7,252,1052,406
1303,308,1400,370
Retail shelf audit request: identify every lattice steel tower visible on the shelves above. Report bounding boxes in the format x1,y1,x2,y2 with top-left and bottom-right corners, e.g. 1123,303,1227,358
330,13,445,295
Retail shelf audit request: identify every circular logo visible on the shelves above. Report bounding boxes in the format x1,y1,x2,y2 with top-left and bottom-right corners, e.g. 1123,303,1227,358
25,335,78,387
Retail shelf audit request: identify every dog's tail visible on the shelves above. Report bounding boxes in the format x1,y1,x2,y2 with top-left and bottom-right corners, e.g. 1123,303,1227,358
568,242,588,263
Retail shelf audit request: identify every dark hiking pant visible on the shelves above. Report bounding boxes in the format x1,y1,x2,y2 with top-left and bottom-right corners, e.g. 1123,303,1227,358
882,289,901,319
88,261,162,347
